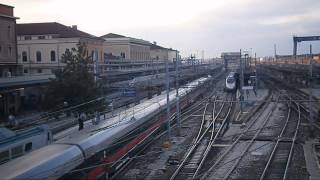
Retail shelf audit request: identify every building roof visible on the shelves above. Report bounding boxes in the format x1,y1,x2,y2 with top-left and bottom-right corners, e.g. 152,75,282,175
100,33,127,38
221,52,241,56
150,43,167,50
101,33,152,46
0,3,13,8
16,22,103,40
0,3,19,19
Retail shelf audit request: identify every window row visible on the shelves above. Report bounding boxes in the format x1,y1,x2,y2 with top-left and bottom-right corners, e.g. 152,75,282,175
0,142,32,164
22,50,56,62
23,35,46,40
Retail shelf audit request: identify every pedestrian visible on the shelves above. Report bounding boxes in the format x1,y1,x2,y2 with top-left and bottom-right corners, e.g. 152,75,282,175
8,114,17,127
80,112,87,121
253,85,257,97
91,114,95,125
79,112,86,130
95,111,100,125
78,114,83,131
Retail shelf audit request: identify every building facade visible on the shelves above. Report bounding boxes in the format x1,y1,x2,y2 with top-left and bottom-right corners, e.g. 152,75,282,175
101,33,151,61
221,52,241,70
150,43,178,62
17,22,104,75
150,43,168,61
0,3,20,77
168,48,178,62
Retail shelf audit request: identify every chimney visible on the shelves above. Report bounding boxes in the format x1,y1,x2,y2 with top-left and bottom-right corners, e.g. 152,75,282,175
71,25,77,30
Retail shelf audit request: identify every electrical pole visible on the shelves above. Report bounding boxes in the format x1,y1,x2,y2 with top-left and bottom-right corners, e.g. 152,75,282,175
255,53,258,89
309,44,314,134
175,50,181,135
166,58,171,142
274,44,277,58
240,49,244,113
93,50,99,84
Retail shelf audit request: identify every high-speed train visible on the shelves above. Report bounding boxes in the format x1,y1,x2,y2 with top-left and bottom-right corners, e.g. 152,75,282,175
225,72,239,92
0,76,211,180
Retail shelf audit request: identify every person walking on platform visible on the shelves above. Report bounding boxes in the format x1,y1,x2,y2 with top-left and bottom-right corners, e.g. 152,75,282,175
78,114,83,130
95,111,100,125
253,84,257,97
78,112,86,130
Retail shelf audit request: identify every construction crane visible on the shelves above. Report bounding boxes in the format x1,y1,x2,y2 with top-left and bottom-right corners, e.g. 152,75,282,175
293,35,320,56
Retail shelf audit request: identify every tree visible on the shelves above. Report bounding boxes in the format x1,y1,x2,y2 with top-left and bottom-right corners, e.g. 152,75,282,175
43,43,98,109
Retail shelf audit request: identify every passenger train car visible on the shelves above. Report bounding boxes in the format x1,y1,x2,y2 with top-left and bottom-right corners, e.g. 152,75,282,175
0,77,211,180
0,125,52,165
225,72,239,92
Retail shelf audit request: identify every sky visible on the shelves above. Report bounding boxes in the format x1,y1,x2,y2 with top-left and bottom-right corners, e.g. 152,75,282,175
2,0,320,58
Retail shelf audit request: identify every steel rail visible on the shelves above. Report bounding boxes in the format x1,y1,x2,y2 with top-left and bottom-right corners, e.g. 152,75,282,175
283,102,301,180
170,93,228,180
193,94,234,178
259,97,292,180
222,96,279,180
200,93,277,180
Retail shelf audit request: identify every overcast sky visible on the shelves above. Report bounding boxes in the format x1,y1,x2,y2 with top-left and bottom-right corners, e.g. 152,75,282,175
3,0,320,58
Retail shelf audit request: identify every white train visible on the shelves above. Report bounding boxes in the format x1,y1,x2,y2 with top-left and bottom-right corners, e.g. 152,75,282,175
0,125,52,165
225,72,239,92
0,77,210,180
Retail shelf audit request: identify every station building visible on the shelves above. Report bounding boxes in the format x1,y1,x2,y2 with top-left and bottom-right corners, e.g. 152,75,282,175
150,42,178,62
0,4,21,77
101,33,151,61
16,22,105,75
221,52,241,70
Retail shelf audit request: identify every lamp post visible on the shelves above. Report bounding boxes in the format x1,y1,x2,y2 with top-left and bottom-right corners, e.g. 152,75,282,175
240,49,244,113
166,58,171,142
175,50,181,135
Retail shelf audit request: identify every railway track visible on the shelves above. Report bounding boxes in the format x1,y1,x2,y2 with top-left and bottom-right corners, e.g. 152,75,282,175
170,92,235,180
199,92,280,180
112,75,228,179
198,79,309,180
259,99,301,180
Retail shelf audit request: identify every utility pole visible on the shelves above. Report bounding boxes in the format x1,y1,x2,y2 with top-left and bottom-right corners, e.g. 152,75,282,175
309,44,314,134
201,50,204,64
255,53,259,89
274,44,277,58
166,58,171,142
93,50,99,83
240,49,244,113
175,50,181,135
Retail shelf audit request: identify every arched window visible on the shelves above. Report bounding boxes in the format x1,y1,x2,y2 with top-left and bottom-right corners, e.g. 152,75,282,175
36,51,41,62
22,51,27,62
50,51,56,61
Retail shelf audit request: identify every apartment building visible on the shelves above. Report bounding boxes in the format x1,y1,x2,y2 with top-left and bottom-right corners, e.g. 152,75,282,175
0,3,20,77
101,33,151,61
17,22,104,75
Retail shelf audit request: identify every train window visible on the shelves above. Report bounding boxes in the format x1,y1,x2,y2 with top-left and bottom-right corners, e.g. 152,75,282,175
25,142,32,152
227,77,235,83
0,151,9,164
12,146,23,158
